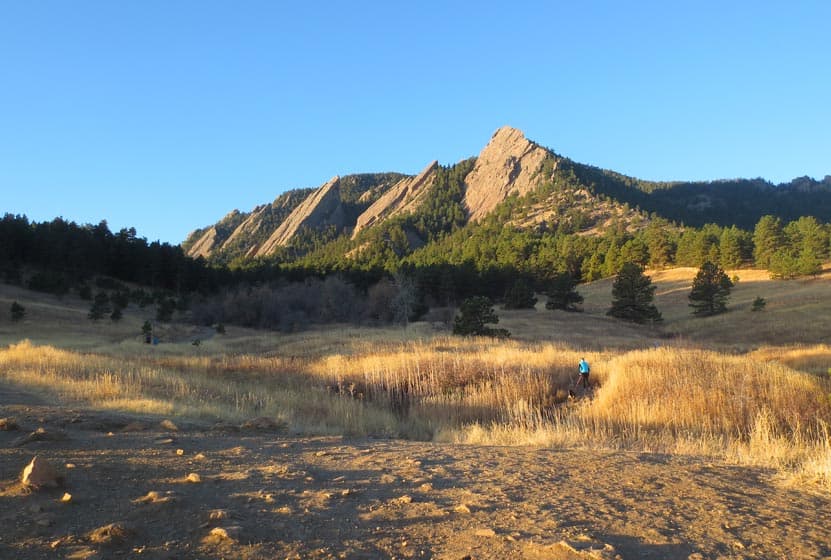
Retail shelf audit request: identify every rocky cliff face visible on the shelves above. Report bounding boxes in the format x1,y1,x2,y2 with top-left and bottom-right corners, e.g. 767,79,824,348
185,226,218,259
183,210,246,259
463,126,554,221
352,161,439,238
254,176,346,257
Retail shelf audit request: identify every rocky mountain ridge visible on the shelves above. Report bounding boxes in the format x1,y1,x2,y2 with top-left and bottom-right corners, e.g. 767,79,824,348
183,126,831,263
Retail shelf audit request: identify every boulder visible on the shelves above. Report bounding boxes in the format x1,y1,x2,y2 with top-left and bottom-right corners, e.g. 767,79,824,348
21,456,61,489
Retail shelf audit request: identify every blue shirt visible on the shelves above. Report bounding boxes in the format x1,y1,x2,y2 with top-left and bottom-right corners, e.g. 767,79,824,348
578,359,590,374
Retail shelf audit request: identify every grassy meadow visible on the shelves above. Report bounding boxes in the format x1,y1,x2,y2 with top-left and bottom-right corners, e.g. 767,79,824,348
0,266,830,491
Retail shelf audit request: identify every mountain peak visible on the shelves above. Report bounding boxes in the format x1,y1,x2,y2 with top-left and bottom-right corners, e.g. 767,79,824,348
462,126,552,221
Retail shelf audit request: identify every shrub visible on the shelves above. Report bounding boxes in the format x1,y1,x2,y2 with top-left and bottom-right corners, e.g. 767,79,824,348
10,301,25,322
751,297,766,312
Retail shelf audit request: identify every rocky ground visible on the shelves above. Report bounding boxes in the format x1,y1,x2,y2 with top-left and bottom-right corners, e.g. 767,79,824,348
2,385,830,560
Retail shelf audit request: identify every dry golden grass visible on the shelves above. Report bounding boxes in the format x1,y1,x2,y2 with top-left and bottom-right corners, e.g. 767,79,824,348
1,267,830,491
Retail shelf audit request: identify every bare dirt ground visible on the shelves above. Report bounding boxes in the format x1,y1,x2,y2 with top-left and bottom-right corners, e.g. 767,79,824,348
2,385,830,560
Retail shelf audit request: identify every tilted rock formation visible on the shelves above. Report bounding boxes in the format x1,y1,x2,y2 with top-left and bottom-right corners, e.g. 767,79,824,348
353,161,439,237
463,126,554,221
183,210,245,259
186,227,218,259
255,176,346,256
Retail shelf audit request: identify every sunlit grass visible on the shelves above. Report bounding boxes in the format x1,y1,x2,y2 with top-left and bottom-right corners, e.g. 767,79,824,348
1,265,831,492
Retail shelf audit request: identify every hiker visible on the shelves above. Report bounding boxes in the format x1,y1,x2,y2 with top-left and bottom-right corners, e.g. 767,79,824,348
575,357,590,391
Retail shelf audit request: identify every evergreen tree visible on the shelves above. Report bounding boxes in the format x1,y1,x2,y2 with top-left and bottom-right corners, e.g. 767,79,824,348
644,218,677,268
719,226,750,269
141,320,153,343
688,261,733,316
544,272,583,312
504,279,538,310
156,297,176,322
88,292,111,320
768,249,800,279
753,215,785,268
10,301,25,322
453,296,510,338
607,262,662,324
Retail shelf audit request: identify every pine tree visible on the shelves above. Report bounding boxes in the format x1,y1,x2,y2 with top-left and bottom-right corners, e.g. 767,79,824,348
753,215,785,268
688,261,733,316
607,263,662,323
545,272,583,312
453,296,510,338
10,301,25,322
504,279,538,310
88,292,111,320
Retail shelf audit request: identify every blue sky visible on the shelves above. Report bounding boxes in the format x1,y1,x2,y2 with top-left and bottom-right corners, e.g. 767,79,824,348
2,1,829,244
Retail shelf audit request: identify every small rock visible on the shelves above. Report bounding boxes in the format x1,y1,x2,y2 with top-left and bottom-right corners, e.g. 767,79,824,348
120,422,147,432
204,526,241,544
159,419,179,432
418,483,433,492
155,438,175,445
13,427,67,447
240,416,285,431
65,463,76,469
87,522,132,545
194,453,207,461
60,493,72,503
176,449,185,456
208,509,230,521
186,473,202,483
474,528,496,538
314,450,328,457
21,456,61,489
454,504,472,514
0,417,19,431
133,490,175,505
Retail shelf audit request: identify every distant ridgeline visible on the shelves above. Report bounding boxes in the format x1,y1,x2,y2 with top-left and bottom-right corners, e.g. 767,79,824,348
3,127,830,312
182,126,831,281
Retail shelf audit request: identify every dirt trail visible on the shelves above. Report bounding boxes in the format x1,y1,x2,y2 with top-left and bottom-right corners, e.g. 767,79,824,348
1,391,830,559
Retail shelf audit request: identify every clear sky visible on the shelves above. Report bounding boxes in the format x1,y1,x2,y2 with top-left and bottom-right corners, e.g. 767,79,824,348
2,1,829,244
